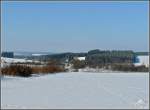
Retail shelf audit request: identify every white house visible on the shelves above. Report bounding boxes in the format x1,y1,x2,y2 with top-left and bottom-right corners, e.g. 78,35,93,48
133,55,149,67
74,57,86,61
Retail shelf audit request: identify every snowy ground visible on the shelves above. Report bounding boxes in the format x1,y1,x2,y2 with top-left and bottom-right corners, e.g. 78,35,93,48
1,72,149,109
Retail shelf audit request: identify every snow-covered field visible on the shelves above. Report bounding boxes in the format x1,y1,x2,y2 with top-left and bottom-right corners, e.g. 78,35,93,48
1,72,149,109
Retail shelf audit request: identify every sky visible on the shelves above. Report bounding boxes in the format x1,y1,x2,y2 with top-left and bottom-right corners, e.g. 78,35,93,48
1,1,149,53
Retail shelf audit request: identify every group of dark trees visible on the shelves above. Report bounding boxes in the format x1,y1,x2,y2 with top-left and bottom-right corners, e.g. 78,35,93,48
40,52,87,63
86,49,134,68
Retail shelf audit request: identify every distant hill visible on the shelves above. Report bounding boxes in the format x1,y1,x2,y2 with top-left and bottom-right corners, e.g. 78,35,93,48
14,51,54,56
134,52,149,56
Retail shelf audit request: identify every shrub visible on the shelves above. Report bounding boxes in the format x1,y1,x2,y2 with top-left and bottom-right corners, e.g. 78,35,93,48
1,65,32,77
72,60,86,69
1,64,65,77
111,64,149,72
32,65,65,74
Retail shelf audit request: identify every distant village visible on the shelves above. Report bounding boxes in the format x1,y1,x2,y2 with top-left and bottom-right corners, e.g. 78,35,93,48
1,49,149,77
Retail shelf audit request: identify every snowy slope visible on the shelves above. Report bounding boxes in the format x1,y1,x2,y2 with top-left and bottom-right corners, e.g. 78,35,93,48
134,55,149,67
1,57,33,63
1,57,36,68
1,72,149,109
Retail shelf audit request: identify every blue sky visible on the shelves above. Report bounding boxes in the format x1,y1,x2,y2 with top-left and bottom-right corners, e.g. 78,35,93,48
1,1,149,52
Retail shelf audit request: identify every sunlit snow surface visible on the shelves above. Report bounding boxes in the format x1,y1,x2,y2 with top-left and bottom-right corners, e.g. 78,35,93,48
1,72,149,109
